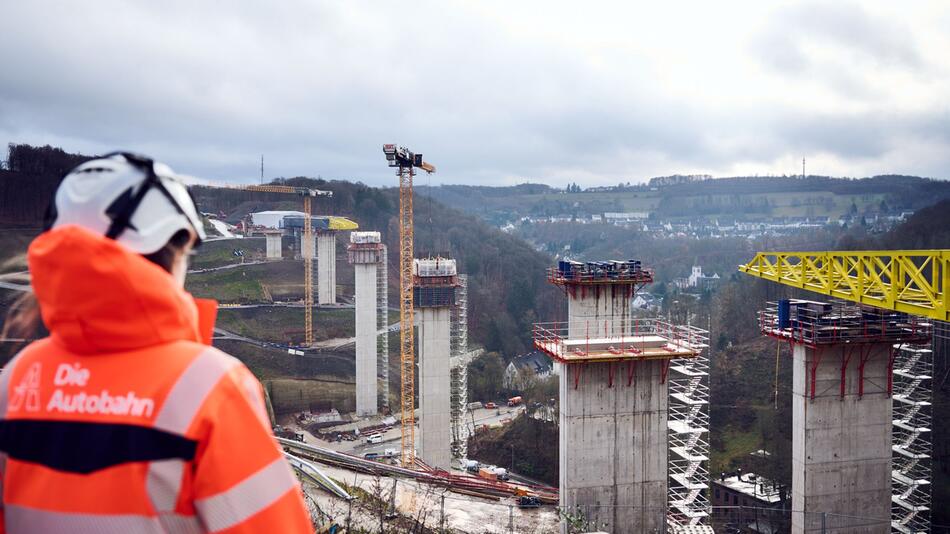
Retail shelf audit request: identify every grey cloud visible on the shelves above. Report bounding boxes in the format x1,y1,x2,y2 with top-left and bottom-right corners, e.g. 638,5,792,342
0,1,947,185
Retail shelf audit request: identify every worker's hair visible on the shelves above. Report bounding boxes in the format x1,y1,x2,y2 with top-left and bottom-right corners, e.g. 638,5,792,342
1,230,193,363
143,229,192,273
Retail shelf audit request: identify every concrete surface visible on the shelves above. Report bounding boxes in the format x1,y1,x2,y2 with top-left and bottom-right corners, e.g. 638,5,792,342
418,306,452,470
567,285,634,339
559,358,668,534
265,232,282,259
317,232,336,304
354,262,378,416
560,287,668,534
791,343,892,534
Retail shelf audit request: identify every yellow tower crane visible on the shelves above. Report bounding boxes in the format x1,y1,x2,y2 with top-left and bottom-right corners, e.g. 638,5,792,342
739,250,949,321
382,144,436,467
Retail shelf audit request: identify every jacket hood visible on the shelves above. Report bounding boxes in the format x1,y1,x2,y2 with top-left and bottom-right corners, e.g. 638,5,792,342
28,225,217,354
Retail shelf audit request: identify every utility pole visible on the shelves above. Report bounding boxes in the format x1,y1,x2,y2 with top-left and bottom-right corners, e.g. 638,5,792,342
260,155,264,185
440,494,445,534
802,157,805,180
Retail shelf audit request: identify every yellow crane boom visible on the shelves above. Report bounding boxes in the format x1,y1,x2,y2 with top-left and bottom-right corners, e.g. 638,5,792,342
739,250,950,321
383,144,435,467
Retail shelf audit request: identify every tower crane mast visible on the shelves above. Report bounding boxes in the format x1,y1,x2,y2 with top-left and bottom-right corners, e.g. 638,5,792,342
383,144,436,467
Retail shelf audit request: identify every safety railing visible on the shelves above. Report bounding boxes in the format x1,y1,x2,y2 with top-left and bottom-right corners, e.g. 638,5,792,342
757,300,932,346
533,319,708,363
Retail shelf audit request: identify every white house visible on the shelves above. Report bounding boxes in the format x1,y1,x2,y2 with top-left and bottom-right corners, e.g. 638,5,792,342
687,266,720,289
504,352,555,390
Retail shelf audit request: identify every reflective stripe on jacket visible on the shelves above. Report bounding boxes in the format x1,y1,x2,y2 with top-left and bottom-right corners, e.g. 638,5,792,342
0,225,313,533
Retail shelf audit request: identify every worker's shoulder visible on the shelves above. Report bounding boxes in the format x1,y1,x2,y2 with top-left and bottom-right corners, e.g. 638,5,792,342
1,338,54,374
182,344,251,380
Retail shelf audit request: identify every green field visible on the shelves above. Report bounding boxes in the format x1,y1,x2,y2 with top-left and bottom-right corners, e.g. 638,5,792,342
190,237,266,269
216,307,397,345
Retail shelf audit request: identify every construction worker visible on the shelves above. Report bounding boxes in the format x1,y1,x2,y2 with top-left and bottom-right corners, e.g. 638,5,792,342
0,153,314,533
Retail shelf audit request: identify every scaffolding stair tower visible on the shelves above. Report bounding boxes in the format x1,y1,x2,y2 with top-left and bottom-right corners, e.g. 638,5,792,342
450,274,472,461
377,244,389,409
891,344,932,534
668,350,711,528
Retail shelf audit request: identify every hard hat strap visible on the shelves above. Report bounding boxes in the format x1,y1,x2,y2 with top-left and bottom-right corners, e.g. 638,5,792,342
101,152,202,246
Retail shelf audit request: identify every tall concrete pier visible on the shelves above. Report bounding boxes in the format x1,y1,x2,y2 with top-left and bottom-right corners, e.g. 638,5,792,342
263,229,283,259
758,300,931,533
348,232,385,417
284,215,359,306
535,260,706,534
413,257,459,470
317,232,337,305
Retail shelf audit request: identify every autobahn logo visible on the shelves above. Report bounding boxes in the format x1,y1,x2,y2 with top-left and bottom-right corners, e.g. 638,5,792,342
9,362,41,413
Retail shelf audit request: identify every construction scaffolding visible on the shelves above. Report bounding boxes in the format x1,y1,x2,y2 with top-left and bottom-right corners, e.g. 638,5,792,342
532,320,707,365
758,300,932,400
450,274,470,460
378,244,389,410
891,343,932,534
668,350,711,528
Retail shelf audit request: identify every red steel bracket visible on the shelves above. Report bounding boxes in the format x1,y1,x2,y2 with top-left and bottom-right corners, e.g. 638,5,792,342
857,345,873,398
626,360,638,387
573,363,585,390
809,347,824,400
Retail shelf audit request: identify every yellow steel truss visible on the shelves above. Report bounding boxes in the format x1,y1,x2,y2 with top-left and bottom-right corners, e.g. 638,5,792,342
739,251,950,321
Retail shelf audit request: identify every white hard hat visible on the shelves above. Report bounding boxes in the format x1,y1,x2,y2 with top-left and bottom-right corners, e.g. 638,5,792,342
47,152,206,254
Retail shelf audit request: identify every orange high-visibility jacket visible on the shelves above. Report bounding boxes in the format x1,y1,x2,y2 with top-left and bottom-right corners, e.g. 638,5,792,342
0,225,314,533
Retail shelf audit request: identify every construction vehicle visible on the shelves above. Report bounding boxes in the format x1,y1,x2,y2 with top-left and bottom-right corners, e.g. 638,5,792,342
507,396,522,407
382,144,436,467
518,496,542,509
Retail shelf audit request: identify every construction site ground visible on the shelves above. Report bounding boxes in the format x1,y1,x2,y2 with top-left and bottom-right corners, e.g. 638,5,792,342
280,407,554,533
298,453,560,533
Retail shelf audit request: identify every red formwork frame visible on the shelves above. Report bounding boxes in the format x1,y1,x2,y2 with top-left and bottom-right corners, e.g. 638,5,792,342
758,302,930,400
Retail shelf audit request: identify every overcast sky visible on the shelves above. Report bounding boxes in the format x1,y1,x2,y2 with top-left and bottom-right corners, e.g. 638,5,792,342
2,1,948,186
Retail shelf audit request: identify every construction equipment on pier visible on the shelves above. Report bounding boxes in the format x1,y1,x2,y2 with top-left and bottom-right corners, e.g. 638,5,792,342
739,250,949,321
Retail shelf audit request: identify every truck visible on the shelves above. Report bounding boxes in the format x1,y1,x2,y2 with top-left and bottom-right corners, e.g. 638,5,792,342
517,496,541,509
477,466,509,482
507,396,523,407
478,468,498,481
